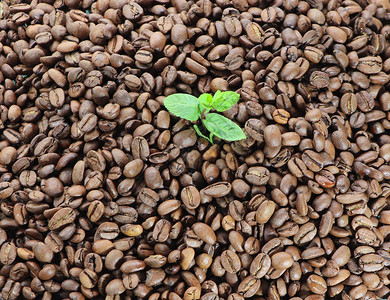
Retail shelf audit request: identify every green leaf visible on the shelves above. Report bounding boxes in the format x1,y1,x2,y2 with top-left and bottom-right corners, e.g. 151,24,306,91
222,91,240,103
193,124,213,144
198,93,213,110
212,91,240,112
212,90,223,103
163,93,201,122
202,113,246,141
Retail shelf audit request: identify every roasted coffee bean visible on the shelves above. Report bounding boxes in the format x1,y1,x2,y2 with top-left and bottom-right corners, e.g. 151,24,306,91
87,201,105,222
340,93,358,115
250,253,271,279
322,260,340,277
357,56,382,74
121,224,143,237
264,125,282,148
181,186,201,209
271,252,294,270
245,167,270,186
0,242,17,265
202,182,231,197
256,200,276,224
294,222,317,245
122,2,143,21
221,250,241,273
237,275,260,298
152,220,171,242
307,274,327,294
310,71,330,88
192,223,216,245
356,91,375,112
272,109,290,124
246,22,264,43
48,208,76,231
32,242,53,263
120,259,146,274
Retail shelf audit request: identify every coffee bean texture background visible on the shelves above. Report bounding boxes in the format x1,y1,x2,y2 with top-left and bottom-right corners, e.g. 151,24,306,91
0,0,390,299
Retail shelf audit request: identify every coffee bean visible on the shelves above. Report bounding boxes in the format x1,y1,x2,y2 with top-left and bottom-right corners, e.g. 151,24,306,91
271,252,294,270
256,200,276,224
237,275,260,298
192,223,216,245
359,254,384,272
250,253,271,278
33,242,53,263
135,49,153,65
121,224,143,237
105,278,125,296
122,2,143,21
357,56,382,74
245,119,266,142
180,247,195,270
310,71,330,88
326,26,347,43
340,93,358,115
304,46,324,63
202,182,232,197
152,219,171,242
185,57,208,75
48,208,76,231
272,109,290,124
156,200,180,217
120,259,146,273
225,17,242,37
307,274,327,294
150,32,166,52
0,242,17,265
87,200,105,222
97,222,119,240
246,22,264,43
264,125,281,148
137,188,159,208
245,167,270,186
302,150,324,172
294,222,317,245
181,185,200,209
171,24,188,45
221,250,241,273
356,91,375,112
79,268,98,289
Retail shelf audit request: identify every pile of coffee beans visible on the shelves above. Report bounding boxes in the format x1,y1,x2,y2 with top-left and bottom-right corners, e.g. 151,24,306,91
0,0,390,299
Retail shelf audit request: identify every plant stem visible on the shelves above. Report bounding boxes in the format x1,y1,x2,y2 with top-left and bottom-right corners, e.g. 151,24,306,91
200,108,207,120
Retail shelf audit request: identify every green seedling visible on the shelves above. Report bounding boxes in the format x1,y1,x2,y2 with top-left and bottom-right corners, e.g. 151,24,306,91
163,91,246,144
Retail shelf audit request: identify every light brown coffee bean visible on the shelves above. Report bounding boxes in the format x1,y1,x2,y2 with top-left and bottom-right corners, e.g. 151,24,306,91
255,200,276,224
33,242,53,263
294,222,317,245
307,274,327,294
121,224,143,237
271,252,294,270
202,182,231,197
180,247,195,271
245,167,270,186
181,186,201,209
250,253,271,278
0,242,17,265
192,223,216,245
48,208,76,231
221,250,241,273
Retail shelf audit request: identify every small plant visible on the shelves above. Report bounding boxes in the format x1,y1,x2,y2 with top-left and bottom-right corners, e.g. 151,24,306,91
164,91,246,144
